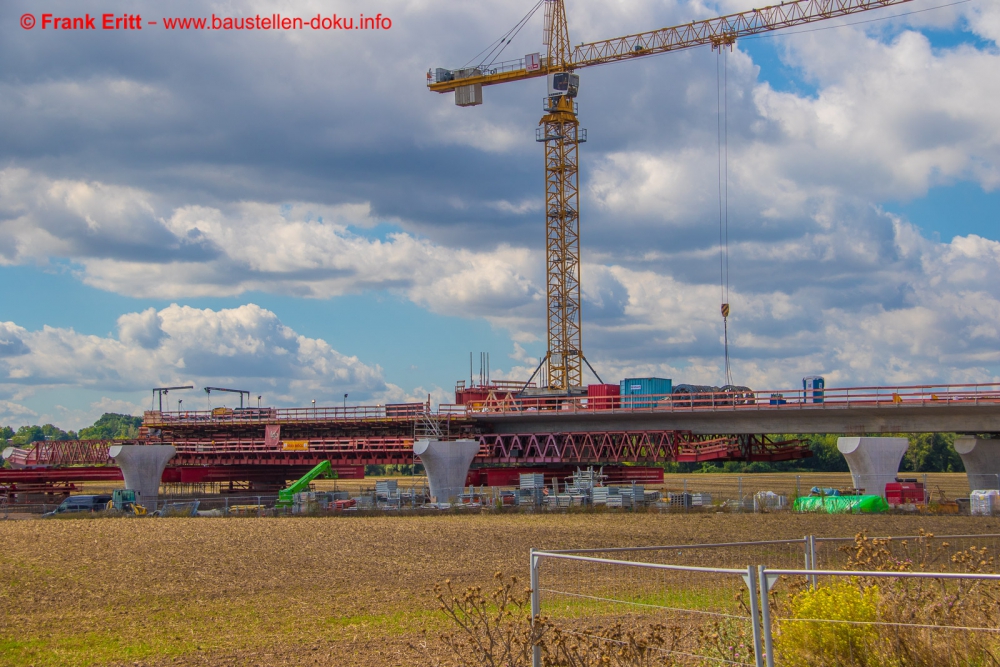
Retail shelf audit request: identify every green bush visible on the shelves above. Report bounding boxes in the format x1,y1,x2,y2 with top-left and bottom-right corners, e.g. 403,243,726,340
776,580,879,667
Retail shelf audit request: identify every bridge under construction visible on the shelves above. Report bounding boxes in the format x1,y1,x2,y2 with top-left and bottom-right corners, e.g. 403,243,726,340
2,382,998,499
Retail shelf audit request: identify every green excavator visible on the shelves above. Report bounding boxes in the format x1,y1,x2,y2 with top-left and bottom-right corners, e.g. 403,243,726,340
276,460,337,508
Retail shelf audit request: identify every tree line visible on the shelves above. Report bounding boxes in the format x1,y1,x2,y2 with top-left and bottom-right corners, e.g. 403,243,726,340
0,413,142,447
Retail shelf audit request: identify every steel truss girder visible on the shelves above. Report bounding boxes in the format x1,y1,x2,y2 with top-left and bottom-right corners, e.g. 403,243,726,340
7,432,811,470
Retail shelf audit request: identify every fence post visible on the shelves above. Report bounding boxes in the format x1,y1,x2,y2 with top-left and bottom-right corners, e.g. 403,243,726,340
757,566,776,667
795,475,801,499
803,535,810,573
739,477,743,512
809,535,817,589
744,565,764,667
530,549,542,667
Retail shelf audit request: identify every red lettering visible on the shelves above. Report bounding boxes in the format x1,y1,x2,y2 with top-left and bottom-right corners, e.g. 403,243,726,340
102,13,113,29
41,14,52,28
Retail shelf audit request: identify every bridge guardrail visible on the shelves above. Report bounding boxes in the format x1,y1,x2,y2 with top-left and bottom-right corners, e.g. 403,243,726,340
465,382,1000,416
137,382,1000,424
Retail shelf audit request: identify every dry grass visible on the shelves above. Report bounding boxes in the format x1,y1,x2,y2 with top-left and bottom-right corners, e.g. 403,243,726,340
2,513,1000,666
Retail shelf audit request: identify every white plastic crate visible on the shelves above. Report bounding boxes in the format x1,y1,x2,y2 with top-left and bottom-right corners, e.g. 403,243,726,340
970,490,1000,516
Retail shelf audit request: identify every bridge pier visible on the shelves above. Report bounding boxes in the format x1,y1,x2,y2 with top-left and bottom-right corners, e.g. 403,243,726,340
109,444,176,510
954,437,1000,492
837,437,909,497
413,439,480,503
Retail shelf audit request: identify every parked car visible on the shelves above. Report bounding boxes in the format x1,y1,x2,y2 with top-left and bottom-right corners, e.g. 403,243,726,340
42,494,113,517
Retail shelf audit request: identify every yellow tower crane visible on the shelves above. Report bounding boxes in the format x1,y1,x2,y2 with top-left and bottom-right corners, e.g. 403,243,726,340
428,0,914,393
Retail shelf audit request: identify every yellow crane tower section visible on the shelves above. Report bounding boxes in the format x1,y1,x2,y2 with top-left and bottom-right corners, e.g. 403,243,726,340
428,0,914,392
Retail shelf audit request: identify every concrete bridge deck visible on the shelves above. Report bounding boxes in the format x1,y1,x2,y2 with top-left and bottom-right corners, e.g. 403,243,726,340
473,402,1000,435
468,383,1000,435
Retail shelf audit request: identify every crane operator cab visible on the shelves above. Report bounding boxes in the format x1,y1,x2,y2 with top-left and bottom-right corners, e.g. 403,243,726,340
546,72,579,112
548,72,579,98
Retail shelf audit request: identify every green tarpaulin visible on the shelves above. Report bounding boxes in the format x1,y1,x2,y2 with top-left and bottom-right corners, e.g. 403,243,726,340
793,495,889,514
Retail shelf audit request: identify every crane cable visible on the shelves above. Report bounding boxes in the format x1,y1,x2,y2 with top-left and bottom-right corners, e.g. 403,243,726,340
464,0,545,71
717,44,733,388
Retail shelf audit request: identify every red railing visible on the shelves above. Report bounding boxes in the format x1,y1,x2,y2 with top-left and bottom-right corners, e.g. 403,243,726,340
138,382,1000,428
463,382,1000,416
144,401,470,426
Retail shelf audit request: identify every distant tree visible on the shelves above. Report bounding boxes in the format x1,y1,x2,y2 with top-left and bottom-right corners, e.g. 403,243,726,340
901,433,964,473
77,413,142,440
798,434,851,472
10,424,73,445
11,425,44,445
0,425,13,443
41,424,74,440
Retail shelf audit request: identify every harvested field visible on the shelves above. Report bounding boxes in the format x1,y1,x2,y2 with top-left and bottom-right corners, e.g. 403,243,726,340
2,512,1000,666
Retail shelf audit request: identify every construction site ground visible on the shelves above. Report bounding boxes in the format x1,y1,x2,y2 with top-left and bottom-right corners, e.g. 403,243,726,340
2,498,999,667
54,471,979,501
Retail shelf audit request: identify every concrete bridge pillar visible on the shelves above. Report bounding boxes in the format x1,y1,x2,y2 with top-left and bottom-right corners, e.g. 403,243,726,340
837,437,909,497
109,444,176,510
954,437,1000,492
413,439,480,503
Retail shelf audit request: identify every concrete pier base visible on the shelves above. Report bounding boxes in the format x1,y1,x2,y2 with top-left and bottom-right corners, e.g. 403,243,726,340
837,437,909,497
954,437,1000,492
413,439,480,503
109,444,176,510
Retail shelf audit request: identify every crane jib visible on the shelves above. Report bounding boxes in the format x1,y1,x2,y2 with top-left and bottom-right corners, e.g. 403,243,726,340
427,0,915,93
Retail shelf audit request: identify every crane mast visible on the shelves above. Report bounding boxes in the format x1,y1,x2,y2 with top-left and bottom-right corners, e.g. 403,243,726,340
540,0,585,391
428,0,915,393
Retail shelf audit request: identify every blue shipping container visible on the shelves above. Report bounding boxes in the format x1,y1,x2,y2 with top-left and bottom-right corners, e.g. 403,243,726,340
619,378,672,409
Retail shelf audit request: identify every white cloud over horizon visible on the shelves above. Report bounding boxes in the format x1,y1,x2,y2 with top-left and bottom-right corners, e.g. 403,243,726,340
0,303,456,429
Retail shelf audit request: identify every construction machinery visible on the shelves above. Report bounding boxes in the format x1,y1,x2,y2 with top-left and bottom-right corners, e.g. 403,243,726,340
428,0,914,392
106,489,147,516
276,460,337,508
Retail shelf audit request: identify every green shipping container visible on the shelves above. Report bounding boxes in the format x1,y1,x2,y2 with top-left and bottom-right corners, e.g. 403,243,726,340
619,377,672,409
793,495,889,514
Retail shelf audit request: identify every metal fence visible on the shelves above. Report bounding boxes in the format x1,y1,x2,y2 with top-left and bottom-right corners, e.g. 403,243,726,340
530,534,1000,666
1,494,280,517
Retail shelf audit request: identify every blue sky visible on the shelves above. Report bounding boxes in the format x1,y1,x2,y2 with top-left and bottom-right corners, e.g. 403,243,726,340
0,0,998,430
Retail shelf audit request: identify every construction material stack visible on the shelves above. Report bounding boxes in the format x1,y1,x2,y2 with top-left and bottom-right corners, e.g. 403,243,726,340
518,473,546,506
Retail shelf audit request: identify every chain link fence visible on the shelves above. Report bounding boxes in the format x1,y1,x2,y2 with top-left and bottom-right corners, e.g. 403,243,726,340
531,533,1000,666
